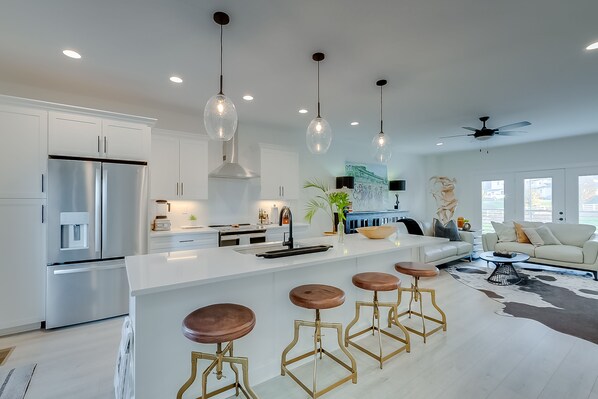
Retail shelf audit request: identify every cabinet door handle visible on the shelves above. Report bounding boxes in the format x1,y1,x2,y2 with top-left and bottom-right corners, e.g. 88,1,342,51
176,182,179,196
104,136,107,154
181,182,184,196
41,174,45,193
179,239,194,243
279,186,282,197
97,136,101,153
282,186,284,197
41,205,45,223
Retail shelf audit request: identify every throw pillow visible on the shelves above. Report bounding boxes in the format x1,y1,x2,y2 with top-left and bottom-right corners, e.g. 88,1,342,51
522,227,544,246
433,218,461,241
399,218,424,236
513,222,531,244
535,225,562,245
491,221,517,242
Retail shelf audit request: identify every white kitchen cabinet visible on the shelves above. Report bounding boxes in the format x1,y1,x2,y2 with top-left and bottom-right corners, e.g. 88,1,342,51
102,119,151,161
150,133,208,200
260,145,299,200
49,111,151,161
0,105,47,199
150,231,218,253
0,199,46,332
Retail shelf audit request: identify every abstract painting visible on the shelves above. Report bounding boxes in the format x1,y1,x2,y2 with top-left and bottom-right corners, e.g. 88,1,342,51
429,176,458,225
345,161,388,211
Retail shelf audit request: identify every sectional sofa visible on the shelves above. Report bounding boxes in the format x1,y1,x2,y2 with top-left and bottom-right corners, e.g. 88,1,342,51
482,222,598,280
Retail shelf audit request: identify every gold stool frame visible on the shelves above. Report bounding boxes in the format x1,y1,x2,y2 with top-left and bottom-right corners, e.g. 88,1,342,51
344,291,411,369
388,276,447,343
281,309,357,399
177,341,259,399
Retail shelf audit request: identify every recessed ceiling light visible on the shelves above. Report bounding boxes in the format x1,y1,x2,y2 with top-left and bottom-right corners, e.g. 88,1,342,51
242,95,254,101
586,41,598,51
169,76,183,83
436,142,444,146
298,109,308,114
62,49,81,59
350,121,359,126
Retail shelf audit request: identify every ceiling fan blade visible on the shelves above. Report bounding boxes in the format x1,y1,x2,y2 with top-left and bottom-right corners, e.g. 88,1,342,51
439,134,469,139
462,127,477,131
496,131,525,136
496,121,531,131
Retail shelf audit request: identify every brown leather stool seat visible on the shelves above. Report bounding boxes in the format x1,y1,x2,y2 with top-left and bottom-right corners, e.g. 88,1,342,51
177,303,260,399
182,303,256,344
282,284,357,397
395,261,439,278
352,272,400,292
289,284,345,309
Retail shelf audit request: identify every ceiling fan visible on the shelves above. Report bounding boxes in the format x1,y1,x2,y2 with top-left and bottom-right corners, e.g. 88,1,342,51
441,116,531,141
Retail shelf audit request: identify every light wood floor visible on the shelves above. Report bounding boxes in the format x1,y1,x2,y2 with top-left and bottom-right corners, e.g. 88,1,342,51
2,270,598,399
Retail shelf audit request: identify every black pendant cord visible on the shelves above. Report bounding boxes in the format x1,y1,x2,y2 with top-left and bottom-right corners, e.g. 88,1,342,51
219,24,224,95
317,60,321,118
380,85,384,135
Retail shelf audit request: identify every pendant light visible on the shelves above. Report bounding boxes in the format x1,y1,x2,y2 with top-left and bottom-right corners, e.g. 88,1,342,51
204,12,238,141
371,79,392,163
306,52,332,154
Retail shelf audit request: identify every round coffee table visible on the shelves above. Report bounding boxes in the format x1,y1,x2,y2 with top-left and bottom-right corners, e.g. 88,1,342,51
479,251,530,286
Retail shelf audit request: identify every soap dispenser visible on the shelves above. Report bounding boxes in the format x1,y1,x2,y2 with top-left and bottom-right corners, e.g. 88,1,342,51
270,204,279,224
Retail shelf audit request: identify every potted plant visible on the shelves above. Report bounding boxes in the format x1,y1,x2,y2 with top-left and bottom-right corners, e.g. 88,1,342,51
304,178,351,235
188,214,198,226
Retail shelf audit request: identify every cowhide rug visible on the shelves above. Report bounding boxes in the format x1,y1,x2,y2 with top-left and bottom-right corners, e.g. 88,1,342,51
445,260,598,345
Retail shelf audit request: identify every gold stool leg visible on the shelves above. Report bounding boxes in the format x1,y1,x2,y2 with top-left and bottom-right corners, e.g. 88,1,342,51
281,319,302,376
429,287,447,331
227,342,240,397
177,351,201,399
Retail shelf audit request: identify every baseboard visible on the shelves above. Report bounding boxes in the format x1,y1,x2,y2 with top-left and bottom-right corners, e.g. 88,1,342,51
0,322,41,337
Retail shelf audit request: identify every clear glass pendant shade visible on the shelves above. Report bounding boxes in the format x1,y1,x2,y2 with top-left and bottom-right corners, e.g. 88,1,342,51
204,93,238,141
371,132,392,163
306,117,332,154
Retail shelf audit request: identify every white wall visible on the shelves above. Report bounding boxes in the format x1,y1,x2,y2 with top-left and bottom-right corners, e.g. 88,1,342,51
425,133,598,229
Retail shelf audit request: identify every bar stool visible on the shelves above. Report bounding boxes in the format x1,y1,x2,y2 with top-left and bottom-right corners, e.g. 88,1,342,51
281,284,357,399
177,303,260,399
389,262,447,343
344,272,410,369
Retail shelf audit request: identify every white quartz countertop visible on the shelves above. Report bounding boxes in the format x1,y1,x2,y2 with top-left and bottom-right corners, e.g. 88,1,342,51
126,233,447,297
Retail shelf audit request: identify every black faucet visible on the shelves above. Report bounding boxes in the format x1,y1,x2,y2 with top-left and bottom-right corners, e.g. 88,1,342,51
279,206,293,249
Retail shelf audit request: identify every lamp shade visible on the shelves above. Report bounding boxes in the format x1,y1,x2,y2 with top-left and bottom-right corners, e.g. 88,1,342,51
336,176,354,189
389,180,406,191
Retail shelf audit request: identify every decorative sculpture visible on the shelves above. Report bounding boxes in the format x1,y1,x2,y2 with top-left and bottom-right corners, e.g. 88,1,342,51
429,176,458,225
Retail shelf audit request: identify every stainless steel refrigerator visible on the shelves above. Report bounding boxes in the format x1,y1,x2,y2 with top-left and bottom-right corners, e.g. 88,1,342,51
46,158,148,328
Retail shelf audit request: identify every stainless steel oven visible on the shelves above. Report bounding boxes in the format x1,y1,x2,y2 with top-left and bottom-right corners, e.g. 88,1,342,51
210,224,267,247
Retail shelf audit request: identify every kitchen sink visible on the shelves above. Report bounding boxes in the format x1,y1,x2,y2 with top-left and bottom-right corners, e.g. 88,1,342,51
255,245,333,258
233,243,293,255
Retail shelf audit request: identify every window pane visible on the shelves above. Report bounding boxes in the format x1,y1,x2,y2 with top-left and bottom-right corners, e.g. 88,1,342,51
523,178,552,222
482,180,504,233
579,175,598,228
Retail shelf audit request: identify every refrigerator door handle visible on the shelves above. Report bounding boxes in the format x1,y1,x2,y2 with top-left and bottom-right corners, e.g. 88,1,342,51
95,166,102,253
53,263,125,275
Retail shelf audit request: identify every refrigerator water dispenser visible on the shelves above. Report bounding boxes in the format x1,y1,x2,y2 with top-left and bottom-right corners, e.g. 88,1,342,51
60,212,89,250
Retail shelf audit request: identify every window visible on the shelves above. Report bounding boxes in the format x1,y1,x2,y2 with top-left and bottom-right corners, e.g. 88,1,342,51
482,180,504,233
523,178,553,222
579,175,598,228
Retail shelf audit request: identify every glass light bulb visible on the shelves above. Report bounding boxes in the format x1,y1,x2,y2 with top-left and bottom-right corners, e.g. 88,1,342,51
371,132,392,163
204,93,237,141
306,117,332,154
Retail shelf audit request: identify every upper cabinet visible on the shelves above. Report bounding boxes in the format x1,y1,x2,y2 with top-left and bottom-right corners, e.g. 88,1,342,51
49,111,151,161
260,145,299,200
0,104,47,199
150,133,208,200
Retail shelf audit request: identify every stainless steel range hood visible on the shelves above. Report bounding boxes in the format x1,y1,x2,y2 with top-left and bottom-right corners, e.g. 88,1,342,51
209,130,259,179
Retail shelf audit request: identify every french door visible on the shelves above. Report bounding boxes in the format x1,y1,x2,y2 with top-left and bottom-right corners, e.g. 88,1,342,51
514,169,565,223
565,167,598,228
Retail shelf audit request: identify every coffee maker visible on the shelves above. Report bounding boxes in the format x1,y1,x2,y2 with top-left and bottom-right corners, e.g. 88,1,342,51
152,200,171,231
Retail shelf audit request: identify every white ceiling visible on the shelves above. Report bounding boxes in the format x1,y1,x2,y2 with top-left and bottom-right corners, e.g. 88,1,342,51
1,0,597,154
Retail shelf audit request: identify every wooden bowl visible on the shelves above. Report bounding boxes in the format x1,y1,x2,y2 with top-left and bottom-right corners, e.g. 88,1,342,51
356,226,397,239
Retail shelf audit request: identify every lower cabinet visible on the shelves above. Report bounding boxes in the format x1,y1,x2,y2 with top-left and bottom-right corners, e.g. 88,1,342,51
150,232,218,253
0,199,45,332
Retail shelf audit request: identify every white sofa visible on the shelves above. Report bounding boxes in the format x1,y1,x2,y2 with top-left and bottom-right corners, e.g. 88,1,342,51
482,222,598,280
394,221,475,266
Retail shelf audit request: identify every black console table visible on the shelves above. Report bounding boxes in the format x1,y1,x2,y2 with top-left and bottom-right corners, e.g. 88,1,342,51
337,210,409,234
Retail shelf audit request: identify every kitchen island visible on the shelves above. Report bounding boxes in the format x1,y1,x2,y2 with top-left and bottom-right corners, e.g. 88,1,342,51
126,233,446,398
